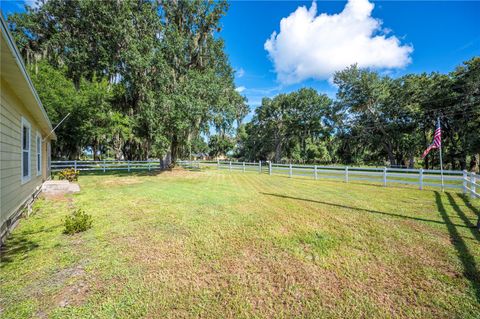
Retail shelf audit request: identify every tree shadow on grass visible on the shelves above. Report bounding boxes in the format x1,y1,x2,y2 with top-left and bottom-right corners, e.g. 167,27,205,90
459,194,480,231
446,193,480,242
261,191,480,303
434,191,480,303
0,235,39,267
0,223,62,267
260,192,472,229
72,169,169,177
69,166,205,178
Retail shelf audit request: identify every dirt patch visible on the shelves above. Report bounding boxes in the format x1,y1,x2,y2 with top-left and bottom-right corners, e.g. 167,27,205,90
27,258,95,317
155,168,205,179
39,192,74,203
53,278,90,308
29,264,86,298
100,177,142,187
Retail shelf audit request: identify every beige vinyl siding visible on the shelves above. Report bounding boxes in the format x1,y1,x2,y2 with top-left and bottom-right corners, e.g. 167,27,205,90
1,78,50,236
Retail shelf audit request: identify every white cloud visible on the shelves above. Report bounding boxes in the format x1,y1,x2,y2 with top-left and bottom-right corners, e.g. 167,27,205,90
235,86,246,93
264,0,413,84
236,68,245,78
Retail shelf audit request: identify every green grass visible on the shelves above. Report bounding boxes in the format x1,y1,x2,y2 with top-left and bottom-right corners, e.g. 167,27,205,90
1,169,479,318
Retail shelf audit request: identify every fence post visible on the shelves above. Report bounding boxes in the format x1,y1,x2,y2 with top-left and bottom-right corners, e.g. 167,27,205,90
289,163,292,178
217,159,220,169
128,161,131,172
462,170,467,195
148,161,151,171
74,160,77,171
103,159,106,173
345,166,349,183
471,173,476,199
383,167,387,187
259,161,262,173
229,161,232,171
419,168,423,190
269,161,272,176
314,165,318,180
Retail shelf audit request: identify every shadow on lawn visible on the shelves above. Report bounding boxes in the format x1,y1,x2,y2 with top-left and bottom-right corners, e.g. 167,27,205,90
0,235,39,267
0,224,62,267
260,192,472,229
261,191,480,303
63,167,204,178
69,168,171,178
460,194,480,231
446,193,480,242
434,191,480,303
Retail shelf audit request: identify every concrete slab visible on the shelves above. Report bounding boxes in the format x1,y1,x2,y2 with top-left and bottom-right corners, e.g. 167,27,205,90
42,180,80,194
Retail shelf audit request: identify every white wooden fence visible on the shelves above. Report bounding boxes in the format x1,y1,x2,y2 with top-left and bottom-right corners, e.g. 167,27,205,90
51,159,479,198
178,160,479,198
51,160,164,172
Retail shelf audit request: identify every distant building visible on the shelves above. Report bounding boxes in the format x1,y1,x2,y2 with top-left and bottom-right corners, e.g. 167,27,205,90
1,14,56,243
192,153,209,160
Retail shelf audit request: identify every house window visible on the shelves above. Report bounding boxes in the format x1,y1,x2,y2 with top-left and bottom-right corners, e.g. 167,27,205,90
36,132,42,176
21,117,31,183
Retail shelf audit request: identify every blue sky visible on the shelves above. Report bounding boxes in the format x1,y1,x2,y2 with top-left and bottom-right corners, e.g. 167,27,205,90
2,0,479,123
220,1,480,120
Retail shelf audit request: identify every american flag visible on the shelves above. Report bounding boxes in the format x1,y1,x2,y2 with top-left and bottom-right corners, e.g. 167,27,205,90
422,119,442,159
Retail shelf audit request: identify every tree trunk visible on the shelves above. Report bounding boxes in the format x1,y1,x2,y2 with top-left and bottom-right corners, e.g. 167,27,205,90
92,143,99,161
383,143,395,166
274,136,282,163
113,133,123,160
469,154,479,173
409,156,414,169
171,134,179,164
458,153,466,171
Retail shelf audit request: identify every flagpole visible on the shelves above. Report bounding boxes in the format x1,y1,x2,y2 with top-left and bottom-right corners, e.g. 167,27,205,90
438,117,444,192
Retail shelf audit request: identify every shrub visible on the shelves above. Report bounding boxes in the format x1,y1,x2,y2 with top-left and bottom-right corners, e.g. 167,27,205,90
64,209,93,235
59,168,79,182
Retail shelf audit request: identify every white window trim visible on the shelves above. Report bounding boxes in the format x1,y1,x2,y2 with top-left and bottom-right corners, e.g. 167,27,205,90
47,142,51,173
36,131,42,176
21,117,32,184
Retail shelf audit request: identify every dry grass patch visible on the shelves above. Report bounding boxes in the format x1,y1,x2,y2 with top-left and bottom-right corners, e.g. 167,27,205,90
100,177,143,187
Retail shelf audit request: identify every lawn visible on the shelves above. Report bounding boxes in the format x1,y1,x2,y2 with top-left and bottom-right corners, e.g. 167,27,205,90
1,169,479,318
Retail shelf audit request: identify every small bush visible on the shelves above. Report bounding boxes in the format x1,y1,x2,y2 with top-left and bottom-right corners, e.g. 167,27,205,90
59,168,79,182
64,209,93,235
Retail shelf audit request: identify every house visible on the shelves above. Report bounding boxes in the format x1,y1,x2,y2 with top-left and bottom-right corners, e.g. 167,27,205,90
1,14,56,244
192,153,209,161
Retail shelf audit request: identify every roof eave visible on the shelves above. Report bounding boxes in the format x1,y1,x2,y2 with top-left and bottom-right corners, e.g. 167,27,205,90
0,11,56,140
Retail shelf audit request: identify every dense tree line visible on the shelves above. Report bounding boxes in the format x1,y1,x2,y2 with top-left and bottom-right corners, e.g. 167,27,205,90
7,1,479,171
236,60,479,171
8,0,247,161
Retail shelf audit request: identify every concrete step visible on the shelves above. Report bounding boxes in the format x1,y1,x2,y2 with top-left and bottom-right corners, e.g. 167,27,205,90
42,180,80,194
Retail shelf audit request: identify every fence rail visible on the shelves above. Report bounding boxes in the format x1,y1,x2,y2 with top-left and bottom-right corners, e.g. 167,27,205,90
51,160,164,172
51,159,479,198
178,160,479,198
